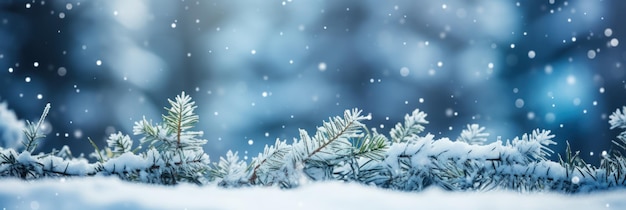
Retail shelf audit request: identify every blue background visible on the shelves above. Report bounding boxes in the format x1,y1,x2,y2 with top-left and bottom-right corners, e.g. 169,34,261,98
1,0,625,163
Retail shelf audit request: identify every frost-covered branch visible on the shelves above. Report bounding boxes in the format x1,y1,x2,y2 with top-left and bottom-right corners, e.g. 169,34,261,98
511,129,556,162
22,103,50,153
600,106,626,186
610,107,626,150
390,109,428,143
457,124,489,145
293,109,370,163
107,132,133,156
210,151,250,187
133,91,205,153
162,91,199,148
86,91,211,185
352,130,388,160
249,139,292,185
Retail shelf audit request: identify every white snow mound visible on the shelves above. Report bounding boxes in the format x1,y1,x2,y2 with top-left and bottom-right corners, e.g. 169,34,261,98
0,177,624,210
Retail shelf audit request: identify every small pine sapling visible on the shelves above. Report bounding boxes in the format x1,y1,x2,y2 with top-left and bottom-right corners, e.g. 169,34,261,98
99,91,210,185
1,104,96,179
0,103,51,179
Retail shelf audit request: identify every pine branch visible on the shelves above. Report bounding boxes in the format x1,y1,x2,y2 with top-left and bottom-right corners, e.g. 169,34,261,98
133,117,166,150
106,132,133,157
22,103,50,153
133,92,205,153
511,129,556,162
300,108,370,162
0,147,98,179
249,139,291,184
609,106,626,130
352,131,388,160
609,107,626,151
390,109,428,143
97,91,210,185
162,91,198,148
210,151,250,187
457,124,489,145
284,109,374,182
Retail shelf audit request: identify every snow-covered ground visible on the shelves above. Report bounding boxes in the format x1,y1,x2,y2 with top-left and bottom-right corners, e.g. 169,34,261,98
0,177,624,210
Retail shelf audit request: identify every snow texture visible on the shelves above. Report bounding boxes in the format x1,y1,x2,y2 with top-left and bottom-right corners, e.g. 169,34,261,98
0,176,624,210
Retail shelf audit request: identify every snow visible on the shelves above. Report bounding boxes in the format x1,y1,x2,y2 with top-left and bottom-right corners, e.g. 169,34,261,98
0,177,624,210
0,102,25,150
39,154,94,176
102,152,148,173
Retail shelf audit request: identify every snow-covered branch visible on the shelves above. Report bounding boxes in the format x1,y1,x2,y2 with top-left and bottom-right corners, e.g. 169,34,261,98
0,93,625,193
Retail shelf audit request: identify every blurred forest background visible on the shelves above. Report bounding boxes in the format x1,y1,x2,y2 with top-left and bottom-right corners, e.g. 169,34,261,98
1,0,625,163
